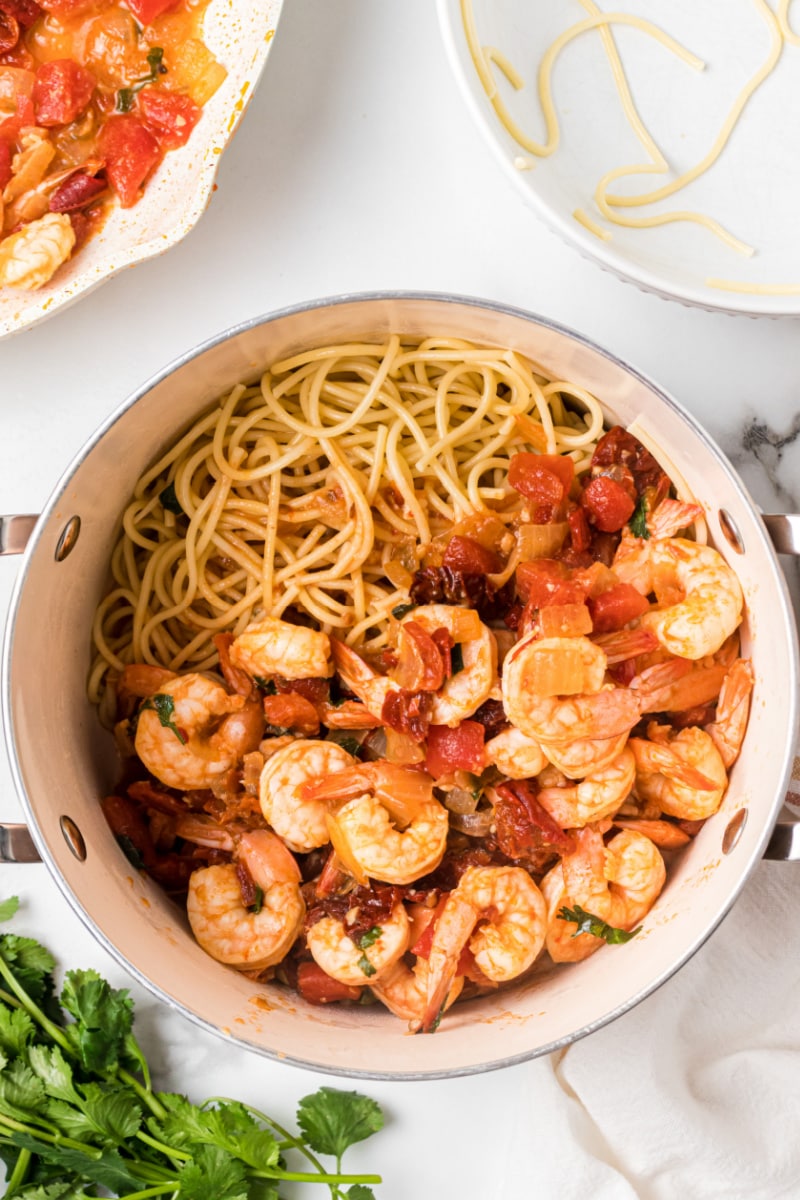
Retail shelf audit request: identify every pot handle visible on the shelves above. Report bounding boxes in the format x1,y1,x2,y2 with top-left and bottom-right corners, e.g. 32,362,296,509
0,824,40,863
0,514,37,557
2,516,43,861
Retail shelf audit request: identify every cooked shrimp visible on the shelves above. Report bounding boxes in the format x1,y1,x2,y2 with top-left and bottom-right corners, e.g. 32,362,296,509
705,658,754,768
331,638,399,720
229,615,333,681
421,866,547,1032
259,739,356,853
502,634,639,743
306,903,410,986
613,817,691,850
604,829,666,929
304,762,448,886
135,673,264,790
630,723,727,820
0,211,74,289
537,748,636,828
372,956,463,1026
400,605,497,725
614,501,743,660
186,829,304,970
539,731,630,779
485,727,548,780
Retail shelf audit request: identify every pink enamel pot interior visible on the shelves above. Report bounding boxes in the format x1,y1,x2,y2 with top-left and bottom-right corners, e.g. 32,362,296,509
2,292,800,1080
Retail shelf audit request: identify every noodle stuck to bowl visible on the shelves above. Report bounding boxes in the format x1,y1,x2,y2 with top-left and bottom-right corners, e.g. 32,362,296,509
92,335,752,1032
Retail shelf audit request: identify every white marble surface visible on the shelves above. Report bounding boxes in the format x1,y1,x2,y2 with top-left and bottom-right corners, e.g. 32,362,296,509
1,1,800,1196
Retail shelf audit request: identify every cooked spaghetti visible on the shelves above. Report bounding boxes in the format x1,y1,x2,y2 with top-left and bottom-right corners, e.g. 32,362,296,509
88,337,605,705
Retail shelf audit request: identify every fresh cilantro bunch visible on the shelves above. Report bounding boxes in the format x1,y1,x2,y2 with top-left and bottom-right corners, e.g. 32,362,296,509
0,897,383,1199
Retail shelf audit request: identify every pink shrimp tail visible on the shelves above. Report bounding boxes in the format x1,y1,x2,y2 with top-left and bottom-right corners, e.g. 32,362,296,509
648,499,704,539
419,895,477,1034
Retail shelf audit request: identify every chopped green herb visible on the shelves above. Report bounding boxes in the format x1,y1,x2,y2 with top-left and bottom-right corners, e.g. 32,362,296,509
391,603,415,619
557,903,641,944
0,896,385,1196
263,724,290,738
115,47,166,113
158,481,183,515
139,693,186,744
629,496,650,540
450,643,465,675
115,836,144,871
357,955,377,978
254,676,277,695
329,735,363,758
357,926,382,950
249,886,264,915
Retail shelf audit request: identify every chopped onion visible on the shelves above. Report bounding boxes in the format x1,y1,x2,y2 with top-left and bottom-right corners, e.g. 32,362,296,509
450,810,494,837
385,728,425,764
517,522,569,561
361,727,387,760
444,786,479,815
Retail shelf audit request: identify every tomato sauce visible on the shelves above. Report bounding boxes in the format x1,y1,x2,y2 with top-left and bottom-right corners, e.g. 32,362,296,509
0,0,224,287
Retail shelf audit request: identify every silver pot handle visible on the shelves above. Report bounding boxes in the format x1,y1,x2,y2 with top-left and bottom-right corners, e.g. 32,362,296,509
762,513,800,556
0,514,37,556
764,823,800,862
0,824,40,863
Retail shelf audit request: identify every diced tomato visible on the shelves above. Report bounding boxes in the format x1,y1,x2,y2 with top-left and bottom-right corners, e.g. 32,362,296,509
568,505,590,552
139,86,201,150
588,582,649,634
98,115,161,208
0,139,11,191
263,692,319,735
38,0,96,16
1,0,43,28
393,620,445,692
127,0,179,24
515,558,587,608
49,171,106,212
591,425,668,495
296,961,362,1005
33,59,95,127
442,534,500,575
425,721,485,778
508,452,573,512
581,477,636,533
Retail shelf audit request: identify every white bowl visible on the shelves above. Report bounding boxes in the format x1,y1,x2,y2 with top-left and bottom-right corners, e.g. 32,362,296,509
437,0,800,316
0,0,284,340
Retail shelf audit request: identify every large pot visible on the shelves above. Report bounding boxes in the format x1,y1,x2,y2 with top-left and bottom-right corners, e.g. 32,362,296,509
2,293,799,1080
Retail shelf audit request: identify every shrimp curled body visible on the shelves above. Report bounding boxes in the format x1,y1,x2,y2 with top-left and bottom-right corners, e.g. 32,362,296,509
422,866,547,1032
186,830,305,971
306,904,410,987
259,739,356,853
230,615,333,680
134,673,264,790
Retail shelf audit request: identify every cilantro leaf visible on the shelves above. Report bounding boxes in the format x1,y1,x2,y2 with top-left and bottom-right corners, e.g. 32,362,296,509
357,927,382,950
60,969,134,1073
297,1087,384,1159
2,1131,144,1192
345,1187,378,1200
12,1184,94,1200
139,692,187,744
254,676,277,694
557,903,641,944
391,602,415,619
78,1080,142,1147
0,934,56,1004
450,643,465,675
27,1043,80,1105
0,1059,47,1122
629,496,650,539
178,1143,248,1200
0,1002,36,1055
0,896,20,922
357,954,377,978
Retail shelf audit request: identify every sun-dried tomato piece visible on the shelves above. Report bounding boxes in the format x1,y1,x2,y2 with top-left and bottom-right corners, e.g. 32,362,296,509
381,688,434,742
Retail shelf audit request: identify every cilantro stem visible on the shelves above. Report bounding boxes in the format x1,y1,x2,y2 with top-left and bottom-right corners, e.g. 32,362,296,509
4,1145,31,1193
254,1168,382,1185
118,1186,179,1199
136,1128,191,1162
0,950,74,1057
0,1111,103,1157
118,1065,168,1120
0,985,23,1008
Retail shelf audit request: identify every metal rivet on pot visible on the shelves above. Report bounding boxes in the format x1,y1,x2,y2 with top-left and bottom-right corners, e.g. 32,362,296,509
722,808,748,854
718,509,744,555
60,816,86,861
55,516,81,562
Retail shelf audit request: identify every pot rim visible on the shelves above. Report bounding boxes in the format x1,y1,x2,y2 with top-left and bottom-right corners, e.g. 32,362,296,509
3,290,798,1079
